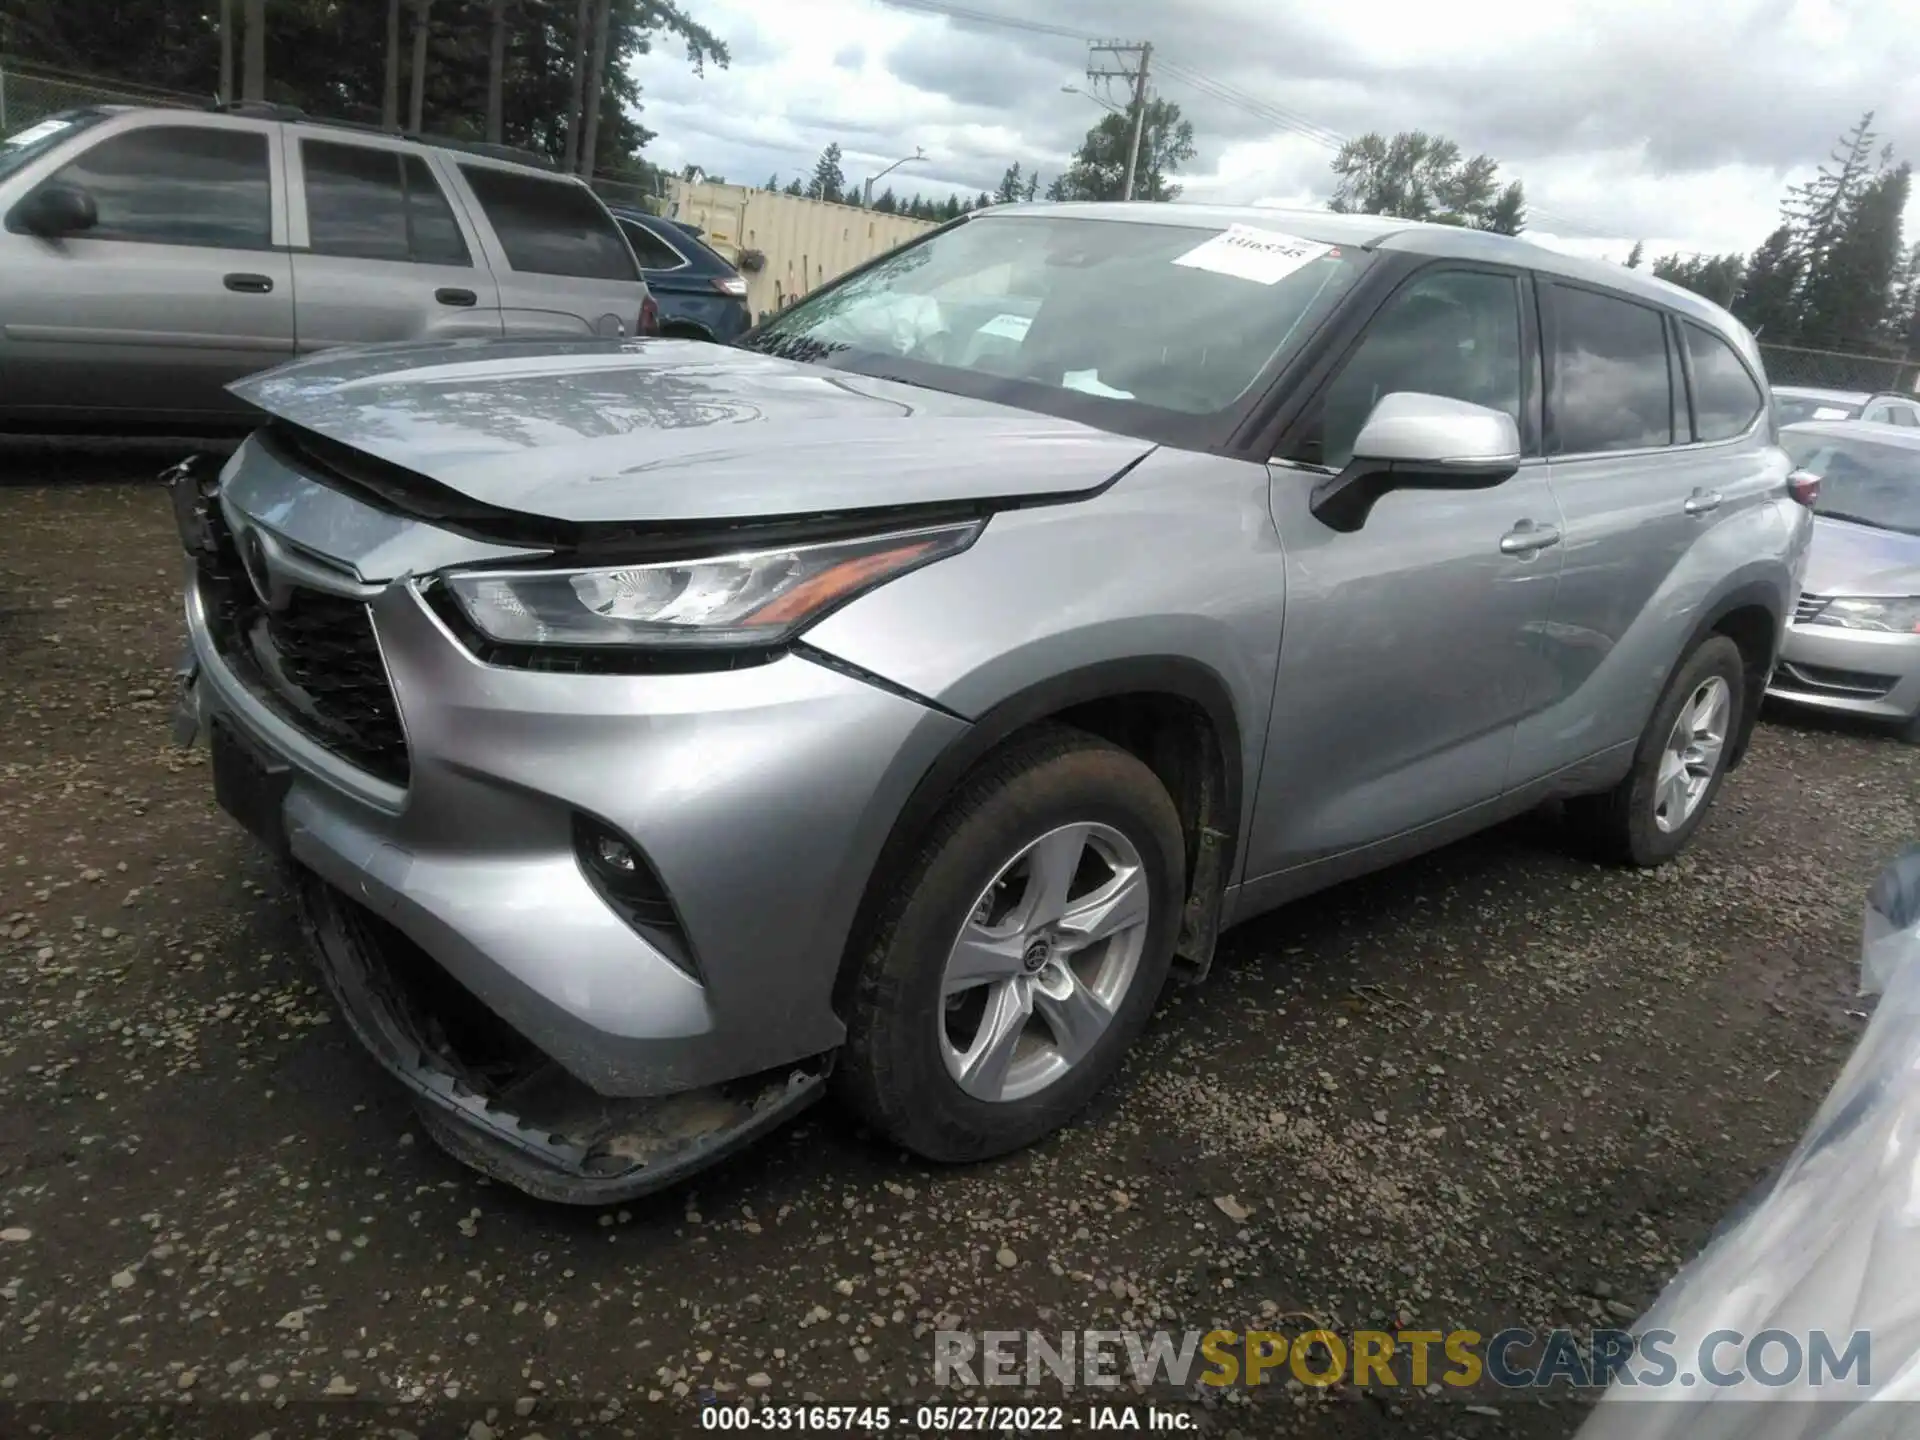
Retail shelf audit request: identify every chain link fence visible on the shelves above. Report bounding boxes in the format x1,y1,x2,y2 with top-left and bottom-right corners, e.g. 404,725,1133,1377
1759,342,1920,396
0,60,200,135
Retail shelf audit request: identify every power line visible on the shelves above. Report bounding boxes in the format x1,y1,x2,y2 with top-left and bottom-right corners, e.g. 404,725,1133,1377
870,0,1622,240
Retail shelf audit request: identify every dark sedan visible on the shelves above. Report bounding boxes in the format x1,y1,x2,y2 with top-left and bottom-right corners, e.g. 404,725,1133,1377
611,208,752,344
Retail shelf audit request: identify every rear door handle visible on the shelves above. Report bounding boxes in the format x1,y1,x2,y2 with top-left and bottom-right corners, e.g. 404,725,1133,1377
1500,521,1561,556
1684,488,1724,516
435,287,478,307
223,272,273,294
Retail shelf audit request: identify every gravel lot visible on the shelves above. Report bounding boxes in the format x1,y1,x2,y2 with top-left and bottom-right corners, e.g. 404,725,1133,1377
2,465,1915,1438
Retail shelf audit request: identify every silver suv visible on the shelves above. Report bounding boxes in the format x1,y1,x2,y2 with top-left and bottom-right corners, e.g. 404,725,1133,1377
0,104,650,431
170,204,1812,1202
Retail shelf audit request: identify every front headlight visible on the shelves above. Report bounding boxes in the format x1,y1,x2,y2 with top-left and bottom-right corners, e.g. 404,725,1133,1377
1805,596,1920,634
442,521,980,649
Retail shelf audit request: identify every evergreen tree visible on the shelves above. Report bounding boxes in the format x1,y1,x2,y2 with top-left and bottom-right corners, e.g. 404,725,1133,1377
874,187,899,214
1733,225,1804,341
1782,113,1879,280
808,143,846,204
994,163,1026,204
1890,242,1920,358
975,191,993,211
1025,171,1042,201
784,177,805,196
3,0,728,179
1650,253,1745,309
763,172,779,191
1799,162,1911,350
1044,174,1069,201
1624,240,1645,269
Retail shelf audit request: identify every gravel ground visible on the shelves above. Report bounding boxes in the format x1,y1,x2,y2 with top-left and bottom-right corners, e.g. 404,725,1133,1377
1,470,1915,1439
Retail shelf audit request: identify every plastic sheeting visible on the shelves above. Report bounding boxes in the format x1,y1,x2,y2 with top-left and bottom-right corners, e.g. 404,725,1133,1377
1576,844,1920,1440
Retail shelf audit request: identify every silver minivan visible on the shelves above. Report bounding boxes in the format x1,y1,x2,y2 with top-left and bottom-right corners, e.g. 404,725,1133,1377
0,104,652,430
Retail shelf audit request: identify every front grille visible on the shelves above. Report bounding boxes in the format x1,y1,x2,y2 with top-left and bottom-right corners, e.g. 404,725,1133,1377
1774,660,1899,699
1794,592,1831,624
198,505,410,786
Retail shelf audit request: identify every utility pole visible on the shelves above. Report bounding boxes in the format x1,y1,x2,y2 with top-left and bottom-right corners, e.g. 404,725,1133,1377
219,0,234,104
1086,40,1151,201
241,0,265,103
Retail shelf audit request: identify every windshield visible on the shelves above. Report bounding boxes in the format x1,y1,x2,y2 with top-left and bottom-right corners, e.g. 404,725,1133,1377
1783,430,1920,536
0,109,108,184
1774,392,1863,424
742,214,1369,423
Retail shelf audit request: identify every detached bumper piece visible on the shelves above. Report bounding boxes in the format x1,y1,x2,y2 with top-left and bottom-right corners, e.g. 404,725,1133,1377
293,875,828,1204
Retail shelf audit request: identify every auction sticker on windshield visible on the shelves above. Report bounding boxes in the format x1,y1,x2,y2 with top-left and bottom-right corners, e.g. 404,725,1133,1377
1173,225,1334,285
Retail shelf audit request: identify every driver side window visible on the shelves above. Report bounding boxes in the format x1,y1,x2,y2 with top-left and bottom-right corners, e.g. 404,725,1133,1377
1293,269,1524,469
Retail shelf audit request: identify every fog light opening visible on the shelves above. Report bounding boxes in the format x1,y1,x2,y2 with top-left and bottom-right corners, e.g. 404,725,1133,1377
572,813,703,984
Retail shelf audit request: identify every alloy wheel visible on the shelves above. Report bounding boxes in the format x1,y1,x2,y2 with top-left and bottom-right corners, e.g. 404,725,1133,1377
937,821,1152,1103
1653,675,1730,833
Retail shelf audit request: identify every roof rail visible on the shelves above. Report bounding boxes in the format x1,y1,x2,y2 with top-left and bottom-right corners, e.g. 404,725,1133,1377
412,134,557,170
200,100,558,171
208,100,306,120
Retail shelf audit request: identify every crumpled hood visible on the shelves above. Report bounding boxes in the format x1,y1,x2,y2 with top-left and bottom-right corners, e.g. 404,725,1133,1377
230,338,1155,524
1802,515,1920,598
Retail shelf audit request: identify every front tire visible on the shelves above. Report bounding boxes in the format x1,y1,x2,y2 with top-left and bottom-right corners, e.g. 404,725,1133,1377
836,727,1185,1163
1567,634,1745,866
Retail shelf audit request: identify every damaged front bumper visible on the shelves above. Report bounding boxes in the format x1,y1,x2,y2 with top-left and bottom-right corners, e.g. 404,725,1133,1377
294,872,829,1204
161,444,961,1205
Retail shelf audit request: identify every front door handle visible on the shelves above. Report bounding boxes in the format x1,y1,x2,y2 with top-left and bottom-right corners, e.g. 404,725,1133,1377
223,272,273,294
435,287,478,307
1500,520,1562,556
1684,488,1724,516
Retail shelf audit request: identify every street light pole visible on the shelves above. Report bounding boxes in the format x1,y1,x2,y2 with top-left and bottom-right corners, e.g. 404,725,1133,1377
862,147,927,208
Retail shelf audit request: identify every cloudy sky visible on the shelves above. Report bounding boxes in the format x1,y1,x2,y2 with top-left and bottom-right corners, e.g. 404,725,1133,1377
631,0,1920,264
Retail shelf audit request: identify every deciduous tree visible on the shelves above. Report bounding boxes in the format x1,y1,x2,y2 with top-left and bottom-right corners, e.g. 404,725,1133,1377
1054,98,1195,202
1327,130,1525,233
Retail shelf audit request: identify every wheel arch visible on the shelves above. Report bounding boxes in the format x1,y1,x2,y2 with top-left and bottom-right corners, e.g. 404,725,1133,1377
835,656,1245,1008
1682,578,1784,771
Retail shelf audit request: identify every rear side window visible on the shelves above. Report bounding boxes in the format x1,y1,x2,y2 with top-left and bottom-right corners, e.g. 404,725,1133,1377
618,218,687,270
1547,284,1672,454
1683,322,1763,441
1889,404,1920,428
459,165,637,281
302,141,470,266
42,125,271,249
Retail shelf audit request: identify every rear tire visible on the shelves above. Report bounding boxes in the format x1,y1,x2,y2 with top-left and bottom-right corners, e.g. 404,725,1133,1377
835,726,1185,1163
1567,635,1745,867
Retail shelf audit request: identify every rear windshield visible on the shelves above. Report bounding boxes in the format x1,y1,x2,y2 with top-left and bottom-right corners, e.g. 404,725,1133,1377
1774,393,1863,424
1782,430,1920,536
0,108,109,183
459,164,638,282
741,213,1369,429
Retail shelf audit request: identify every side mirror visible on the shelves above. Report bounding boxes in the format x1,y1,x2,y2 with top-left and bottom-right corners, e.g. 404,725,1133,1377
13,182,97,238
1309,392,1522,533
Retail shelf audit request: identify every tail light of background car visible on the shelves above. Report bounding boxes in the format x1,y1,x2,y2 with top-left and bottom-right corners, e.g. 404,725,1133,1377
638,295,661,335
1787,469,1821,507
712,276,749,298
